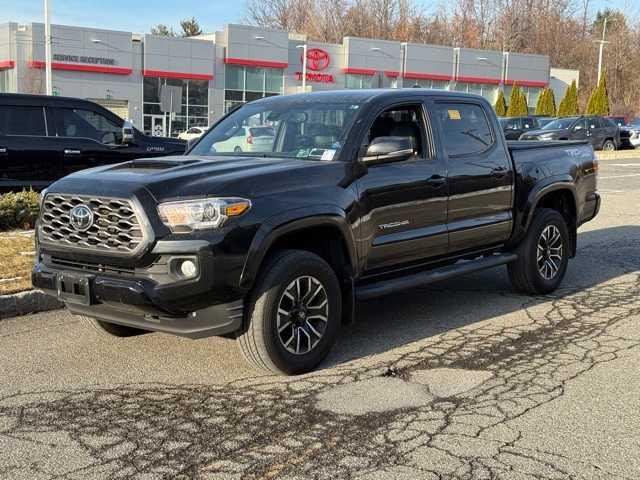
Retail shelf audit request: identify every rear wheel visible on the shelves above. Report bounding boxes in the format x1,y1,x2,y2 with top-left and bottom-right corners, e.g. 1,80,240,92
234,146,242,153
602,139,616,151
80,315,148,337
237,250,341,375
508,208,570,295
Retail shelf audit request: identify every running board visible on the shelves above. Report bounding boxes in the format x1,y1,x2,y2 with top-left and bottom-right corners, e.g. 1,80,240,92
355,253,518,301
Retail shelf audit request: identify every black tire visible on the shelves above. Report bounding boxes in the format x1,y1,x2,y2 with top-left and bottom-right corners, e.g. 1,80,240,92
237,250,342,375
80,315,148,337
234,146,242,153
508,208,570,295
602,139,616,151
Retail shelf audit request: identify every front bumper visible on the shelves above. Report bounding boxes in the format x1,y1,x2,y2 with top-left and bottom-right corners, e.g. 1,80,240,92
32,263,244,338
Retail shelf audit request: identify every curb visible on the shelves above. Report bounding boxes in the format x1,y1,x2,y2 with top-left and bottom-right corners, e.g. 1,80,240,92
595,151,639,160
0,289,62,320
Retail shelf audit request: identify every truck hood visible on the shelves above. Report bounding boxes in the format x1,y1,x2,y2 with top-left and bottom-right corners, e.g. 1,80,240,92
51,155,344,202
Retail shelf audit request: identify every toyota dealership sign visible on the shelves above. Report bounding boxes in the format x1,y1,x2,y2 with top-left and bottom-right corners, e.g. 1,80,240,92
296,47,334,83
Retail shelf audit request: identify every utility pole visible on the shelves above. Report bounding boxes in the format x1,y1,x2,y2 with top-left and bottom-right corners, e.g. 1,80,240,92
44,0,53,95
296,44,307,91
595,16,612,83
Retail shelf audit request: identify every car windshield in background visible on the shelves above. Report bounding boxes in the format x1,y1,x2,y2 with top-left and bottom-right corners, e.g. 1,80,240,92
542,118,577,130
190,99,363,161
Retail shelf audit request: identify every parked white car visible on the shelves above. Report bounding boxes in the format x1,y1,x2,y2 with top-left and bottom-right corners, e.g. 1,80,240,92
178,126,208,141
213,126,275,153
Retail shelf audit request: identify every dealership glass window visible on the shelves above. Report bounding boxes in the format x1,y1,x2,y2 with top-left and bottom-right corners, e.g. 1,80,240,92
403,78,450,90
224,65,284,113
0,71,6,93
143,77,209,137
345,74,374,89
454,82,497,103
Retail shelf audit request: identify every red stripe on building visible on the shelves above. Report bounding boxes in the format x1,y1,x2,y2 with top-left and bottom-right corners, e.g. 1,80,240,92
224,57,288,69
504,79,548,88
0,60,15,70
403,72,452,81
29,60,132,75
342,67,377,76
456,75,501,85
143,69,213,80
384,70,400,78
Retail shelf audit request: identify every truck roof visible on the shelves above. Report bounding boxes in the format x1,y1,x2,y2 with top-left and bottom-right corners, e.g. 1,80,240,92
250,88,490,105
0,93,101,108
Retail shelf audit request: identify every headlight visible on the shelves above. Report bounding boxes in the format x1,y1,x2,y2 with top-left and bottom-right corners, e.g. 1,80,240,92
158,197,251,233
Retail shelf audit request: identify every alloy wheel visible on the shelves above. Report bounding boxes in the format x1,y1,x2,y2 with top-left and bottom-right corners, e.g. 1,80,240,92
276,276,329,355
537,225,563,280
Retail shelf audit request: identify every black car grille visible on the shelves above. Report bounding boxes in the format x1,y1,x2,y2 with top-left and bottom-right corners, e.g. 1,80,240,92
39,194,146,255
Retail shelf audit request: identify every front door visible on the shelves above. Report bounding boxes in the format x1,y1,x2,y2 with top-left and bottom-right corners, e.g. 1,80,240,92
355,101,448,274
429,100,513,254
151,115,167,137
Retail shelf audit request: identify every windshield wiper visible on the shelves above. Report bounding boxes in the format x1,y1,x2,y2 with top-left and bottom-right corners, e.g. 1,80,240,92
461,129,490,146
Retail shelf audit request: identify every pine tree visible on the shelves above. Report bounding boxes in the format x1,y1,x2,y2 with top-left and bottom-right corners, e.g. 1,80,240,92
150,24,176,37
494,90,507,116
507,84,526,116
558,80,579,116
535,88,557,116
587,72,610,116
518,89,529,115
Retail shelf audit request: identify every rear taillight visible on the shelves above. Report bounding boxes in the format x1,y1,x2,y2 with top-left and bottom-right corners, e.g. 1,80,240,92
247,135,253,145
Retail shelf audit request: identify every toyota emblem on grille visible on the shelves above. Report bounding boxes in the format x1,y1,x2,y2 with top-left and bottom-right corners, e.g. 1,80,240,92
69,204,94,232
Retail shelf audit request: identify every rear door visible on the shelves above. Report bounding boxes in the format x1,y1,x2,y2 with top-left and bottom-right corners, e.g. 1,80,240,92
0,105,60,190
429,100,514,254
355,101,448,273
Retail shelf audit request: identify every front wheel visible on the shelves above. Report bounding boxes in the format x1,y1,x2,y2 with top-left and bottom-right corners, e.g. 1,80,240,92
237,250,342,375
508,208,570,295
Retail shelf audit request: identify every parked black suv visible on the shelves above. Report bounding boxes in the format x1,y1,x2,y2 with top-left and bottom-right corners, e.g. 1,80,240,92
519,115,620,150
498,116,541,140
33,90,600,374
0,94,186,191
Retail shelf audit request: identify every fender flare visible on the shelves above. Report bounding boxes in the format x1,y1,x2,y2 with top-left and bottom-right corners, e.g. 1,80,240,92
521,178,578,233
239,205,358,291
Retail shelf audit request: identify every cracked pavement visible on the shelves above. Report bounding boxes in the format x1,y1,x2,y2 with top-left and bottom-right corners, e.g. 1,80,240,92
1,158,639,479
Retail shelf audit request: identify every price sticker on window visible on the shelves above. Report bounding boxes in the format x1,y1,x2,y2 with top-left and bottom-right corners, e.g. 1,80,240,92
448,109,461,120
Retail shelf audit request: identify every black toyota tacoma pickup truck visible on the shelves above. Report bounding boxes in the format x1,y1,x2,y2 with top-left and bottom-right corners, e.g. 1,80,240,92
33,90,600,374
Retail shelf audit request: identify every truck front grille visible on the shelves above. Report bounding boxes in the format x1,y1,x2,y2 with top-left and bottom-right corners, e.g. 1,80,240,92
39,194,147,255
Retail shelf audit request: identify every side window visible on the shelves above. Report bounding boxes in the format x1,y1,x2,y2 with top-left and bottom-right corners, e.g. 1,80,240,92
365,104,426,158
588,118,598,130
573,119,587,131
55,108,122,144
433,102,494,157
503,118,520,130
0,106,46,136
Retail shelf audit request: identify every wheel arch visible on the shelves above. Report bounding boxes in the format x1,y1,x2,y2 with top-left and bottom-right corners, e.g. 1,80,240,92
522,181,578,257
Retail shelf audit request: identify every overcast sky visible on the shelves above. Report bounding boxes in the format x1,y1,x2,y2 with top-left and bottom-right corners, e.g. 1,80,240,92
1,0,633,36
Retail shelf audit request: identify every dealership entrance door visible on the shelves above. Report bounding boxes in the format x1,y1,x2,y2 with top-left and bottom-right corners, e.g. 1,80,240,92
150,115,166,137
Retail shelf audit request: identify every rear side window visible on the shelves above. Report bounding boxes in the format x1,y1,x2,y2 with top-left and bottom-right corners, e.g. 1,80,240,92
54,108,122,144
249,127,275,137
433,103,494,156
0,106,47,136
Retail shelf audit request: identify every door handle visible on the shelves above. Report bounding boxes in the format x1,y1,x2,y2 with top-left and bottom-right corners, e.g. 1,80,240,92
64,149,81,155
427,175,446,188
491,166,508,178
0,147,7,154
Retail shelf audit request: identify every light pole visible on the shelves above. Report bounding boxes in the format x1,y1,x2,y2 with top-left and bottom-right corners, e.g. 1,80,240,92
44,0,53,95
595,16,615,82
400,42,407,88
296,44,307,91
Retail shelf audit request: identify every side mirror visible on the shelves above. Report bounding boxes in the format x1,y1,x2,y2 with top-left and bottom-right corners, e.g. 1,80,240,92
362,136,414,165
573,124,583,131
122,120,135,144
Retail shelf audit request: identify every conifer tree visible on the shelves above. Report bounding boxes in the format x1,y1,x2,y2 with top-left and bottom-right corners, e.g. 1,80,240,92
494,90,507,116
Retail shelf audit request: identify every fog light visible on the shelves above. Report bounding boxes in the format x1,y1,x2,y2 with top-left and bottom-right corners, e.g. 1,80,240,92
179,259,198,278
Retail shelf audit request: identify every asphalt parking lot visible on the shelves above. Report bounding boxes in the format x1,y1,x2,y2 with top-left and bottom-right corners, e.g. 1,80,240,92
1,157,639,480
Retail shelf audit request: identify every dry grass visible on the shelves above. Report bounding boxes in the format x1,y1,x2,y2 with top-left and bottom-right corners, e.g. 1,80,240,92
0,231,35,295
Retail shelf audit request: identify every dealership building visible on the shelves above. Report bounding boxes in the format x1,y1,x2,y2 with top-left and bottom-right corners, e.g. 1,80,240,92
0,21,579,137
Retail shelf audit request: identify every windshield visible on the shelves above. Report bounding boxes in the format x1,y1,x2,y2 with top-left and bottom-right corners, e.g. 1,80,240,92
190,99,363,161
542,118,577,130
